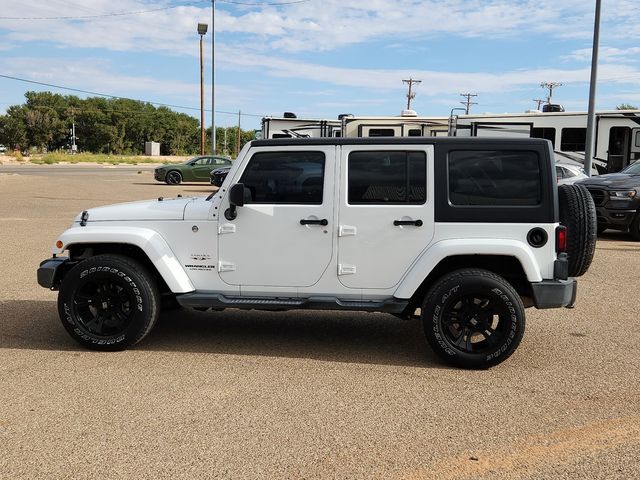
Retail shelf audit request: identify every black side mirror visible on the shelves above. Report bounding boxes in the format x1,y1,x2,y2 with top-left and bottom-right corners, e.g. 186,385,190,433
225,183,249,220
229,183,245,207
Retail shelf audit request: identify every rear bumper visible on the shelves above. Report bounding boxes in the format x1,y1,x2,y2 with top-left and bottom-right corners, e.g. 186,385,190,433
531,278,577,309
37,257,71,290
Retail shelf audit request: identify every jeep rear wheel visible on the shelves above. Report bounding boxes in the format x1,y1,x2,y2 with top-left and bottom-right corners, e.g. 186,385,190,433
57,254,160,351
422,269,525,369
558,184,597,277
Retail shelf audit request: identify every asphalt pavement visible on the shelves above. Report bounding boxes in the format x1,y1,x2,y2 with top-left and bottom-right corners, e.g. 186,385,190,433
1,167,639,479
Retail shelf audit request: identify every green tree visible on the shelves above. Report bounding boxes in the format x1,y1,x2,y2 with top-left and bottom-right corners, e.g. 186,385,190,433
617,104,638,110
0,106,28,150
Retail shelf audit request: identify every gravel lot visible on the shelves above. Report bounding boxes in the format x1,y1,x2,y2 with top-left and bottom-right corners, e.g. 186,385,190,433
1,166,639,479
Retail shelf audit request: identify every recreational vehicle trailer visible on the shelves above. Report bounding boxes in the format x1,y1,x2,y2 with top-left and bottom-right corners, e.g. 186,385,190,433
261,115,341,139
452,109,640,174
340,110,449,138
260,109,640,174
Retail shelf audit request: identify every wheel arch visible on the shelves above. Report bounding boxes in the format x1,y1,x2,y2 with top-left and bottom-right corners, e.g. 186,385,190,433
397,254,534,314
54,227,195,293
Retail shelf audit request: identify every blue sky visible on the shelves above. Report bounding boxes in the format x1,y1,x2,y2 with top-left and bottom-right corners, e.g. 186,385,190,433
0,0,639,130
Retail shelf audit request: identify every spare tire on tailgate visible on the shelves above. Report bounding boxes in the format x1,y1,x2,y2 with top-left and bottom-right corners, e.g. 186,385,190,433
558,184,597,277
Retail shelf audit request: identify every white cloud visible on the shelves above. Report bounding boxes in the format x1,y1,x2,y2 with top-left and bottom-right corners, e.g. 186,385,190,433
1,0,638,56
564,46,640,63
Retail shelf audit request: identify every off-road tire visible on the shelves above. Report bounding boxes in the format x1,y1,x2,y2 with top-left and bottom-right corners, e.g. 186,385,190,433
630,212,640,241
57,254,160,351
558,184,597,277
165,170,183,185
422,269,525,369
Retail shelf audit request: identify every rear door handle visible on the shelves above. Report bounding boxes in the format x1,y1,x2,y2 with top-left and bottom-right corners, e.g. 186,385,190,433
300,218,328,226
394,219,423,227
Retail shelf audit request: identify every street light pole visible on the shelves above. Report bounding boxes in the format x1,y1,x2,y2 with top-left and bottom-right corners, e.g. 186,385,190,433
197,23,208,155
584,0,602,177
211,0,216,155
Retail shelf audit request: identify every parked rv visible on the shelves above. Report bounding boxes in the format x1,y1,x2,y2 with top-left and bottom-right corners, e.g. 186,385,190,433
259,108,640,175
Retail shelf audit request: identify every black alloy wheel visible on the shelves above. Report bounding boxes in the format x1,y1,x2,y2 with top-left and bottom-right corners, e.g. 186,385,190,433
58,254,160,350
72,277,135,337
422,269,525,369
165,170,182,185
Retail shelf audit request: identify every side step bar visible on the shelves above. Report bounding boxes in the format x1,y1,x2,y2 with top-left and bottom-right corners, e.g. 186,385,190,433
175,292,408,314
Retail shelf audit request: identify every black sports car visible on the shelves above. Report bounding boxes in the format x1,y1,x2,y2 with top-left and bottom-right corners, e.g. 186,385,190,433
210,166,231,187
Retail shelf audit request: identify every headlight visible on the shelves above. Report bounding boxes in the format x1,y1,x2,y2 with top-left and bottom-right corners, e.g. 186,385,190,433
609,190,637,199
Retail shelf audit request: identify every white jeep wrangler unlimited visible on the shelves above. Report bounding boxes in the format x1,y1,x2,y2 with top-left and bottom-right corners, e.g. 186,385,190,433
38,138,596,368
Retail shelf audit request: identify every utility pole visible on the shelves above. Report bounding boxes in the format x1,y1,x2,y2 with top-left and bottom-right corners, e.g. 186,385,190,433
197,23,208,155
211,0,216,155
585,0,602,177
402,78,422,110
223,127,228,156
533,99,546,110
236,110,241,157
540,82,563,105
460,93,478,115
70,107,77,154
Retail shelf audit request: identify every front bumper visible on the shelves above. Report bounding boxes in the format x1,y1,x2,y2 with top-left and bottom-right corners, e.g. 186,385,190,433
595,206,637,230
37,257,71,290
154,170,165,181
531,278,577,309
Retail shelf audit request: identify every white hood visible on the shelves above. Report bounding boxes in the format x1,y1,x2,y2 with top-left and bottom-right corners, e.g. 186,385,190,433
76,197,195,222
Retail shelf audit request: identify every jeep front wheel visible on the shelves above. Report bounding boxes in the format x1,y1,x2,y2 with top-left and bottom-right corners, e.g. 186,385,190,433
57,254,160,351
422,269,525,369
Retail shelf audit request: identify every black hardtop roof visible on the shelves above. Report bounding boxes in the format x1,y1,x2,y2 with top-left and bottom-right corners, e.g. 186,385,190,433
251,137,552,147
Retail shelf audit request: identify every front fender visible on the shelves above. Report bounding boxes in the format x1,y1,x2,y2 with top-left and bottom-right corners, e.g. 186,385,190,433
394,239,542,299
53,226,195,293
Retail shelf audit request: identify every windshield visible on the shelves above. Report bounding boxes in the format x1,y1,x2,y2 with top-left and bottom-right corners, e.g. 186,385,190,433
621,161,640,174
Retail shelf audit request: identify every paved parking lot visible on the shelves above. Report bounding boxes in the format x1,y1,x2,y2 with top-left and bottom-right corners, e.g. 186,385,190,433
1,166,639,479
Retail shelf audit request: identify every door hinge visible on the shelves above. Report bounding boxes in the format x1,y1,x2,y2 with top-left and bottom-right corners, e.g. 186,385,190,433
338,264,357,275
218,261,236,272
218,223,236,235
338,225,357,237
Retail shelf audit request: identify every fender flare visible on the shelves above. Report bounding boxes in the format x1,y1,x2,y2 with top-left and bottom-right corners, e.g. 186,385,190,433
53,226,195,293
394,239,542,299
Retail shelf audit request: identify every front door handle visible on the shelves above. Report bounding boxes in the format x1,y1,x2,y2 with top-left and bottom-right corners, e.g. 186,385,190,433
300,218,328,226
394,219,423,227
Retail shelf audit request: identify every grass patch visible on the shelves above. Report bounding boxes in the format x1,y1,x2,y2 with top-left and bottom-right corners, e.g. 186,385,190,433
33,152,171,165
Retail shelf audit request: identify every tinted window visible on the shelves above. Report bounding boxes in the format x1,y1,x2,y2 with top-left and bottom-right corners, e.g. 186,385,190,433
448,150,541,206
240,151,325,204
348,151,426,204
408,129,422,137
561,128,586,151
368,128,396,137
532,127,556,148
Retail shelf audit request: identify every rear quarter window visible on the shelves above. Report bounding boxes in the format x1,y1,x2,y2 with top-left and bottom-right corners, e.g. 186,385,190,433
448,150,541,206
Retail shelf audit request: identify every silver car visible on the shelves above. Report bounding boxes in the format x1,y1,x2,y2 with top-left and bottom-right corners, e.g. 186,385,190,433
556,162,589,185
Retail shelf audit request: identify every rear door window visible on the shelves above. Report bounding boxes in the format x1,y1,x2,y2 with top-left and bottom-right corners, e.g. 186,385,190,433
348,151,426,204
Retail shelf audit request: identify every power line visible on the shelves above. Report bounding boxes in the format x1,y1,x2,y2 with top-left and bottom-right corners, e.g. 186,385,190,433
0,0,313,19
0,73,264,117
0,4,197,20
217,0,312,5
